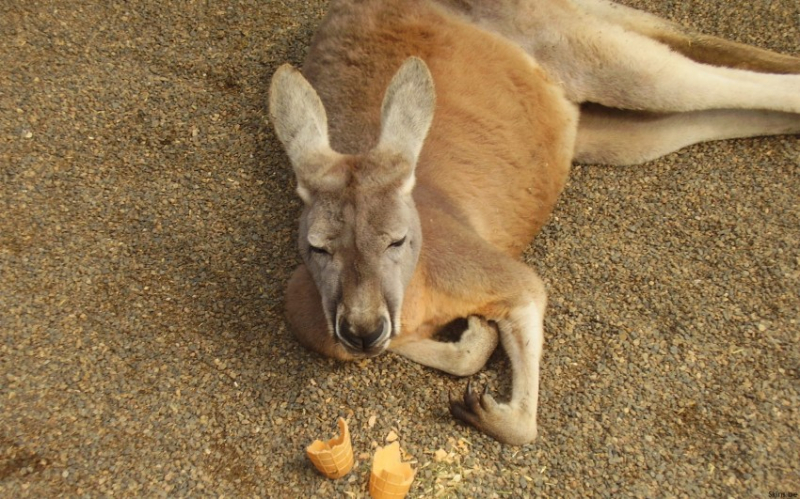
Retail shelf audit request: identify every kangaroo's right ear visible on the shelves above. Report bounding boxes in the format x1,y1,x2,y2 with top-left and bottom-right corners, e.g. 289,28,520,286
374,57,436,195
377,57,436,167
269,64,342,203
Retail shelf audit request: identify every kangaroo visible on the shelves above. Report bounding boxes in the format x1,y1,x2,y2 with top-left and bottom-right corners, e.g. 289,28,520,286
268,0,800,444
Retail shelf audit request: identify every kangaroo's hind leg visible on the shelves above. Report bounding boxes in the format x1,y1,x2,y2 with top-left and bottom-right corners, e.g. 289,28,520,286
541,21,800,113
571,0,800,74
473,0,800,114
575,104,800,165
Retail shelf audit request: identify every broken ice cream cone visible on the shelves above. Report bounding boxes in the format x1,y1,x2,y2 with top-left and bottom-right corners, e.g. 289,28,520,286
369,441,415,499
306,417,354,479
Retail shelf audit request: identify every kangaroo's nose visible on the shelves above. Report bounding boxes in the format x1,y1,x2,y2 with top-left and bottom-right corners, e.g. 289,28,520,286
336,316,389,351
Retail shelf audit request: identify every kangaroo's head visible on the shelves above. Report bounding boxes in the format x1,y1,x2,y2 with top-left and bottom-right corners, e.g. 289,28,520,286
269,58,435,357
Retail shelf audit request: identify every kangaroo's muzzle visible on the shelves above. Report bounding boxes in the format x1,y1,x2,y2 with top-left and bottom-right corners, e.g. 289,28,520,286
335,313,391,355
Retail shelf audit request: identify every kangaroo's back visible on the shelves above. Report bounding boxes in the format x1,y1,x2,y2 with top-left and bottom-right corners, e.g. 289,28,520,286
302,0,577,254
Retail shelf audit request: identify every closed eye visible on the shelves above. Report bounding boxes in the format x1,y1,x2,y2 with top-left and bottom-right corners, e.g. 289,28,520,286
388,236,407,249
310,245,331,256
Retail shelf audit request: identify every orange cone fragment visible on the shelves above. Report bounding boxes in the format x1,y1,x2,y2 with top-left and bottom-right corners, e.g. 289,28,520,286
369,441,415,499
306,417,354,479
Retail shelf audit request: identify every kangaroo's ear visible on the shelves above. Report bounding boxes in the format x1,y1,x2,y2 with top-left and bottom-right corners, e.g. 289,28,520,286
376,57,436,174
269,64,341,203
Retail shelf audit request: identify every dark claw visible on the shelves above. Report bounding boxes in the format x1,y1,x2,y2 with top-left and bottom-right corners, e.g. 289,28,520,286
448,390,459,406
479,391,492,411
449,398,479,426
449,379,486,430
463,379,482,411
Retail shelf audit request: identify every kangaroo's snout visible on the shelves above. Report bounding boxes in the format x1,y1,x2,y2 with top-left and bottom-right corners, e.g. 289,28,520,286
335,314,390,353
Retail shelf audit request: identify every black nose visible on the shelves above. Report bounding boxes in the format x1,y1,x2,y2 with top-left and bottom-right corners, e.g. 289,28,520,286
337,317,388,350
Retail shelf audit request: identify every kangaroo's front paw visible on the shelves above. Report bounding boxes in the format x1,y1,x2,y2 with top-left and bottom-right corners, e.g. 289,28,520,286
449,380,538,445
462,316,499,347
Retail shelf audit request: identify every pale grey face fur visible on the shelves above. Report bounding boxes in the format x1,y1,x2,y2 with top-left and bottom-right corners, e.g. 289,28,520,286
269,58,435,356
298,180,422,355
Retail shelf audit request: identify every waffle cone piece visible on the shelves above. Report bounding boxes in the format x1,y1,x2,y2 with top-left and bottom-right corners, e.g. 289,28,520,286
369,441,415,499
306,417,354,479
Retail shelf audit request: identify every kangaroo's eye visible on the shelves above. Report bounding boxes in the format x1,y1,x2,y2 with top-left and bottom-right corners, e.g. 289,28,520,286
388,236,407,249
310,245,331,256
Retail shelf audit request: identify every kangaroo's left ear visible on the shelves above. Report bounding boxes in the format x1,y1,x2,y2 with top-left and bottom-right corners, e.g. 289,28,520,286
375,57,436,177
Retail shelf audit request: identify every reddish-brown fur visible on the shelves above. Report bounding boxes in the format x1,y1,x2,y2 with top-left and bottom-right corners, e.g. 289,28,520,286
272,0,800,444
289,0,575,355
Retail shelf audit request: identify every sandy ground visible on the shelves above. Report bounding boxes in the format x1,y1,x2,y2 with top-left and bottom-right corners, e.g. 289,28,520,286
1,0,798,497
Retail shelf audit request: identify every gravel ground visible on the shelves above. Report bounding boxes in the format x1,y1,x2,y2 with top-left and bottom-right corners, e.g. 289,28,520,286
1,0,798,497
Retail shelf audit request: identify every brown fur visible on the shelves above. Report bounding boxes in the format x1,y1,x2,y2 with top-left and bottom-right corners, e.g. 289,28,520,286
271,0,800,444
287,0,572,353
